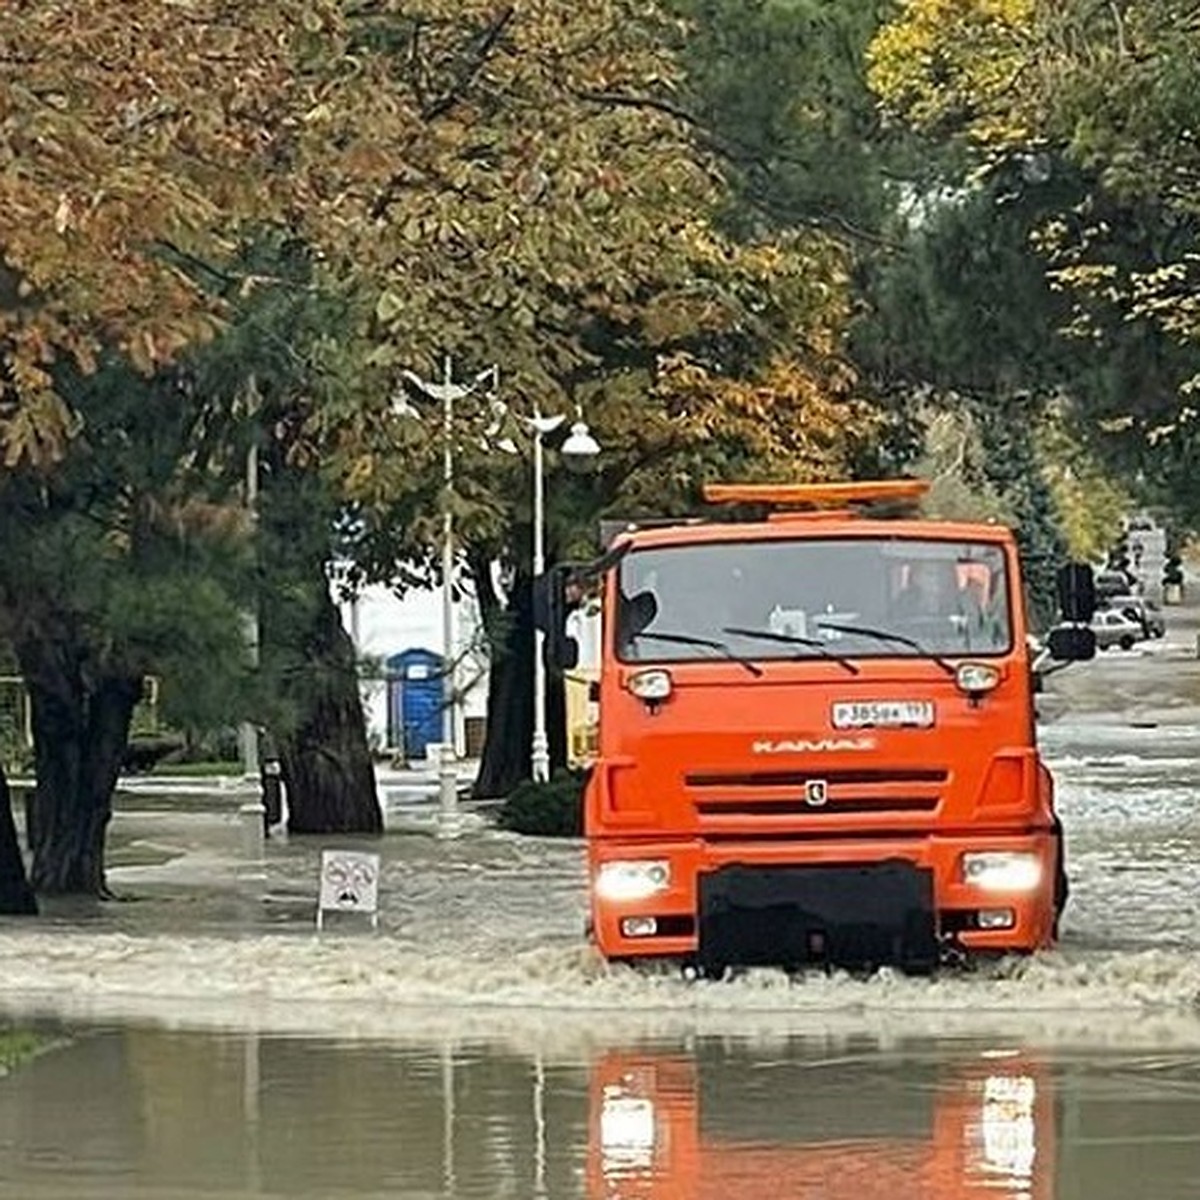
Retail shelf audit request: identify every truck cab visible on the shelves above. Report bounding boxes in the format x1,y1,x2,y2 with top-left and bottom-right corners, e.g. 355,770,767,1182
571,481,1092,973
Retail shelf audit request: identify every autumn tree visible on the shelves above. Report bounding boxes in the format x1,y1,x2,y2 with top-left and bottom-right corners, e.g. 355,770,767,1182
2,0,880,844
283,5,886,795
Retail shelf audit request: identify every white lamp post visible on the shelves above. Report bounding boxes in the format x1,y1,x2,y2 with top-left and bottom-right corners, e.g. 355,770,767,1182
531,413,600,783
393,358,499,838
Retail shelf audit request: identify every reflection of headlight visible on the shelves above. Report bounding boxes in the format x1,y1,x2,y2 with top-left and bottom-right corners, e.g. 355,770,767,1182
962,851,1042,892
596,860,670,902
981,1075,1036,1178
601,1095,656,1171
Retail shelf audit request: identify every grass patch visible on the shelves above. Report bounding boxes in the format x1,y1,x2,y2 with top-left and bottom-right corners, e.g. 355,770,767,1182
0,1029,49,1074
146,760,243,777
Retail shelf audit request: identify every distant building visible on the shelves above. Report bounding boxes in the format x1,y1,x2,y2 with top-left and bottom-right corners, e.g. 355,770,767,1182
338,579,603,766
337,581,489,761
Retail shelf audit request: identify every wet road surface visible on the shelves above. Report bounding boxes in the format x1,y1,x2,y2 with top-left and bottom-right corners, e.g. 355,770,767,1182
2,1023,1200,1198
2,602,1200,1196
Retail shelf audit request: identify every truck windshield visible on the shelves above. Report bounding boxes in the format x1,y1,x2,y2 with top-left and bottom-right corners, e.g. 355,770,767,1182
616,537,1012,663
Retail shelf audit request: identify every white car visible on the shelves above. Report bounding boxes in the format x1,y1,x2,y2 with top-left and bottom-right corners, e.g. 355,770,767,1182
1090,608,1144,651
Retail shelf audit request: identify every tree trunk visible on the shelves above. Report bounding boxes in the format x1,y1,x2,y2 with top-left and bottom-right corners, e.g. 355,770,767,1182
473,565,568,800
0,762,37,915
275,584,382,835
17,635,142,897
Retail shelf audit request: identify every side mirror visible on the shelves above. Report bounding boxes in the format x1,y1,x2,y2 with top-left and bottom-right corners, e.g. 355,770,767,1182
532,566,580,674
1056,562,1096,624
1047,625,1096,663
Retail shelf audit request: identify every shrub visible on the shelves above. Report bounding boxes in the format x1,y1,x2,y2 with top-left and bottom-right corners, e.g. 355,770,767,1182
496,772,586,837
122,733,186,774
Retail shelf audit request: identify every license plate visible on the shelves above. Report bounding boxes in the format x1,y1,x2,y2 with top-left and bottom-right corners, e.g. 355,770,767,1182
831,700,935,729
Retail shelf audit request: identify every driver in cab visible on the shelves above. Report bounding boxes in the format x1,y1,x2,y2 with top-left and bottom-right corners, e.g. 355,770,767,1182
893,558,965,623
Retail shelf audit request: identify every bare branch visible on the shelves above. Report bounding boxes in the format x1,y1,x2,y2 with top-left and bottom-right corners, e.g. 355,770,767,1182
369,7,514,220
421,5,515,122
576,89,702,130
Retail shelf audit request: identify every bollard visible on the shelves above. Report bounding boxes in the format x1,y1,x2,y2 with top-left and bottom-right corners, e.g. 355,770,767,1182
239,800,267,861
261,758,283,834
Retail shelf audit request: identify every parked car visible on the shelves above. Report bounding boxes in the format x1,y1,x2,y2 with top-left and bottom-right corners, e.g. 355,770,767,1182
1095,569,1135,601
1109,594,1166,639
1090,608,1145,651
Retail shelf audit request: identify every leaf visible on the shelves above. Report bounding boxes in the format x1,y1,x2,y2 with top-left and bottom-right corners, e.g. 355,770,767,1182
375,290,407,323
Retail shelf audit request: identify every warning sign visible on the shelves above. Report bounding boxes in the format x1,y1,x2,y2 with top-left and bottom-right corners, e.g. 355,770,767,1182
317,850,381,930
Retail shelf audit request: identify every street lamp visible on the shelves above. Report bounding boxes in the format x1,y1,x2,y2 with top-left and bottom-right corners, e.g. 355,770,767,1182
530,410,600,783
560,420,602,468
393,357,499,839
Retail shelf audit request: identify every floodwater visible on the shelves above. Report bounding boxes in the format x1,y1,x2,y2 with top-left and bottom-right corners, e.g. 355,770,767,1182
3,1023,1200,1198
3,613,1200,1196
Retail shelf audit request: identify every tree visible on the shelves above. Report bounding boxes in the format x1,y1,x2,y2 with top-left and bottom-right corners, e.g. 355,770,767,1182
0,352,258,894
4,2,879,831
173,236,385,835
671,0,908,242
869,0,1200,519
296,5,884,796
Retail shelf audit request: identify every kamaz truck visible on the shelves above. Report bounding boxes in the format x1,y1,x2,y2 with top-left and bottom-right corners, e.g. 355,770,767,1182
541,480,1096,974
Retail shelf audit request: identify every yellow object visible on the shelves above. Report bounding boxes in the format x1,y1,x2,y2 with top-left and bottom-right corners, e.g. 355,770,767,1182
703,479,930,509
565,670,599,767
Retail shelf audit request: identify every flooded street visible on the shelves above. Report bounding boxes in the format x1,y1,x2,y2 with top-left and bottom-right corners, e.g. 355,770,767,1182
3,612,1200,1196
3,1024,1200,1198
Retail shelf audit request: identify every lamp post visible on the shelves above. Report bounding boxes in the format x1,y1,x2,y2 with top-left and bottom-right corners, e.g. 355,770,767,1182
394,358,499,838
531,415,600,783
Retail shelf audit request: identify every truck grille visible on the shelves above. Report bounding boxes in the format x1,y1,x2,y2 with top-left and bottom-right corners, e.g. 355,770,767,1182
686,768,947,788
694,796,938,816
686,768,947,823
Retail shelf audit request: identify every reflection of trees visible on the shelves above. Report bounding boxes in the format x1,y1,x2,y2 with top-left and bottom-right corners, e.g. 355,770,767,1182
0,1029,51,1073
4,1026,1200,1197
118,1029,587,1196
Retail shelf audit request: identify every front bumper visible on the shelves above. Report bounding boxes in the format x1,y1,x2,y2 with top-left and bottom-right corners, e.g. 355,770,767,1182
589,832,1058,965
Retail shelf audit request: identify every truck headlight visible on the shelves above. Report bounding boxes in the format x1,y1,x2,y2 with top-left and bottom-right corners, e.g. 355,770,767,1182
596,860,671,902
962,851,1042,892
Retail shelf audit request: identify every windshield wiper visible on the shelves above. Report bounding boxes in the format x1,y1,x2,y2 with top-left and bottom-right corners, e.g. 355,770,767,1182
721,626,860,676
630,631,764,677
815,621,957,678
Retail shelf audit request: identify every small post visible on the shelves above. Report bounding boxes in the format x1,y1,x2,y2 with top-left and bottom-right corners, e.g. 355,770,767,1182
239,800,266,862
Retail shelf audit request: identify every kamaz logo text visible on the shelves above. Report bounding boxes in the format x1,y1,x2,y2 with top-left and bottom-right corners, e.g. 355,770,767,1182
751,737,876,754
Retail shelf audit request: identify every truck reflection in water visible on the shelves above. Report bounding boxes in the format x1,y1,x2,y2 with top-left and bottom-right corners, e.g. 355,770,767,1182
587,1044,1053,1200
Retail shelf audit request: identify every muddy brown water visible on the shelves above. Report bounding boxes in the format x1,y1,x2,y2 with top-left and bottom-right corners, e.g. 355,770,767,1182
3,601,1200,1197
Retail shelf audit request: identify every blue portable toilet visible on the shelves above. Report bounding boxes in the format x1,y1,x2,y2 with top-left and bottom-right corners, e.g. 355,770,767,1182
386,648,445,759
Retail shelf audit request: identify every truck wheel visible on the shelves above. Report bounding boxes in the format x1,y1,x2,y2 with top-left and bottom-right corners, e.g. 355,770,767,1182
1052,818,1069,938
681,961,729,983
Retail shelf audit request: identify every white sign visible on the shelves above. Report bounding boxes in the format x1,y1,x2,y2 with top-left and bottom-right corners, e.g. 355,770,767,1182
832,700,936,729
317,850,381,930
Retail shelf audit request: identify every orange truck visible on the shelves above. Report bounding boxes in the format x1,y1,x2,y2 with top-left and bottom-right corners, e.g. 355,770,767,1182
541,480,1096,973
585,1045,1056,1200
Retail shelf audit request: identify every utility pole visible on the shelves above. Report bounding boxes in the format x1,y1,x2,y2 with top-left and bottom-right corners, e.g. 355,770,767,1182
394,358,499,838
238,395,266,862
